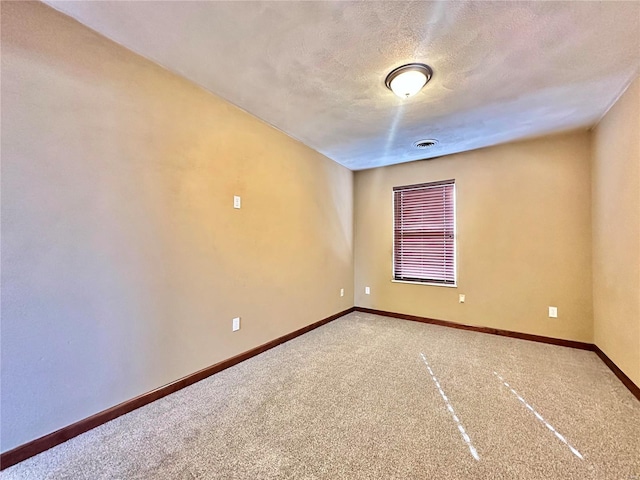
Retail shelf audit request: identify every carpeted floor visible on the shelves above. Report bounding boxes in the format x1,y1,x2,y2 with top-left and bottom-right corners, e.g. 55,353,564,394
2,311,639,479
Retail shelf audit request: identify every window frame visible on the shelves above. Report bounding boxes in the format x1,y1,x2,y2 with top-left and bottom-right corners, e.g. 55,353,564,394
391,179,457,288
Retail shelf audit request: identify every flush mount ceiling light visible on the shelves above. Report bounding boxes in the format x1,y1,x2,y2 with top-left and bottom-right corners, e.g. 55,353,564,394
385,63,433,98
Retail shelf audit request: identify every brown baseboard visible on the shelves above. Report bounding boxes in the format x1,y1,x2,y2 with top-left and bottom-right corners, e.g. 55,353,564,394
354,307,639,402
353,307,593,350
3,305,637,470
593,346,640,401
0,307,354,471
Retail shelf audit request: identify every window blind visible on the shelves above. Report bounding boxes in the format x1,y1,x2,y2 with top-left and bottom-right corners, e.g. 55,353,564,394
393,180,456,285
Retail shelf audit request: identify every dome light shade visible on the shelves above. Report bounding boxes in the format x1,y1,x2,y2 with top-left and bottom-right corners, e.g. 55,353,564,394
385,63,433,98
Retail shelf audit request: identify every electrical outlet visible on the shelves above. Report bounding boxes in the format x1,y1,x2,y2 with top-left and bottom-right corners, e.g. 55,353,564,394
548,306,558,318
340,288,344,297
459,294,465,303
232,317,241,331
365,286,370,295
233,196,241,209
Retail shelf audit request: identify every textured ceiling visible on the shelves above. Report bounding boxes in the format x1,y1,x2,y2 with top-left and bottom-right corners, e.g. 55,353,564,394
45,1,640,170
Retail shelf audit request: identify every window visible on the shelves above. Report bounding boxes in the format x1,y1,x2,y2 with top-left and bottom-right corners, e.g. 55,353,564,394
393,180,456,286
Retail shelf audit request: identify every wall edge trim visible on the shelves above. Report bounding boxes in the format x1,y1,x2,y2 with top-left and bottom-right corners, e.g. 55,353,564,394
0,307,355,470
354,306,593,349
593,346,640,402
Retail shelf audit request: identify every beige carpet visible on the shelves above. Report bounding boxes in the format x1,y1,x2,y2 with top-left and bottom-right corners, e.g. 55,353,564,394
2,312,639,479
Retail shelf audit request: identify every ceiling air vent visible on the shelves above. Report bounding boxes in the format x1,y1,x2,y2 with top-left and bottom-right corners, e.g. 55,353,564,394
413,139,438,149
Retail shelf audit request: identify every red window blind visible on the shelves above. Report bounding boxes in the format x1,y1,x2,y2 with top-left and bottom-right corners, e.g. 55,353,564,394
393,180,456,285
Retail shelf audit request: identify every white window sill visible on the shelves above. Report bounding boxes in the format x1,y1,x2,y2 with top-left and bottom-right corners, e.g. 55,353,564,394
391,279,457,288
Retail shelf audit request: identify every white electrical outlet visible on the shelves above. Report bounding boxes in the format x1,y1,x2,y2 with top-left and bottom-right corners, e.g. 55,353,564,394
233,196,241,209
340,288,344,297
232,317,241,331
459,294,465,303
548,306,558,318
365,286,370,295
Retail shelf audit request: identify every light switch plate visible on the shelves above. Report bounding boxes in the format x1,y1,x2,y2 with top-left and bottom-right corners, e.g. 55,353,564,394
233,196,241,209
459,294,465,303
232,317,241,331
365,286,370,295
548,306,558,318
340,288,344,297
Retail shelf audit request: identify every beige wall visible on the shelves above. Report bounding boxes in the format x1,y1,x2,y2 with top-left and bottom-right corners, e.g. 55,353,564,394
354,132,593,342
592,75,640,387
0,2,353,452
2,0,637,458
